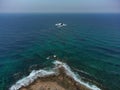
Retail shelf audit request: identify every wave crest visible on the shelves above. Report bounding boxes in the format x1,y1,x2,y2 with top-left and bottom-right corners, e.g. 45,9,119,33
10,60,101,90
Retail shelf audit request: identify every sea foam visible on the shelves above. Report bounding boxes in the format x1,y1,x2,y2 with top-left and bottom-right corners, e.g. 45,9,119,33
10,70,55,90
10,60,101,90
53,60,101,90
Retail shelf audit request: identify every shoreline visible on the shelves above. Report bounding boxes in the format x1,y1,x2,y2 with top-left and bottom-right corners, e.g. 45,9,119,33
20,67,91,90
10,60,101,90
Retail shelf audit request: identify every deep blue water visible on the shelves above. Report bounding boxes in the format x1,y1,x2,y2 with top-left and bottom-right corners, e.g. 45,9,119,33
0,14,120,90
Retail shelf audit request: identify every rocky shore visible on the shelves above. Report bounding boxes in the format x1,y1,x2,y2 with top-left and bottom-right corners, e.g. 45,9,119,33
10,57,101,90
20,67,91,90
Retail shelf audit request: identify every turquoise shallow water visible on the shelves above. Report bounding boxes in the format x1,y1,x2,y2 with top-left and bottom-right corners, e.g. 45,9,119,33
0,14,120,90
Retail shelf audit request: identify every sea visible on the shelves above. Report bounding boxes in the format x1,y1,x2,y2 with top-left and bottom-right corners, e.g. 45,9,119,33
0,14,120,90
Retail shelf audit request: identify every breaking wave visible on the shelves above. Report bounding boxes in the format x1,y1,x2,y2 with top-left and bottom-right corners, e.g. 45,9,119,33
10,60,101,90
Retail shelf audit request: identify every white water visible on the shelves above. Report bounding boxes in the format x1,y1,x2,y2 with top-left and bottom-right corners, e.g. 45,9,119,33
10,60,101,90
53,60,101,90
10,70,55,90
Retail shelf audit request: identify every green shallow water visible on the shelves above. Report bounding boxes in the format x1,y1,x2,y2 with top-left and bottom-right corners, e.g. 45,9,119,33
0,14,120,90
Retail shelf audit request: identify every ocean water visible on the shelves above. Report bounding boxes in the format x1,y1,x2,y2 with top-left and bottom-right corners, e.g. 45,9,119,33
0,14,120,90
